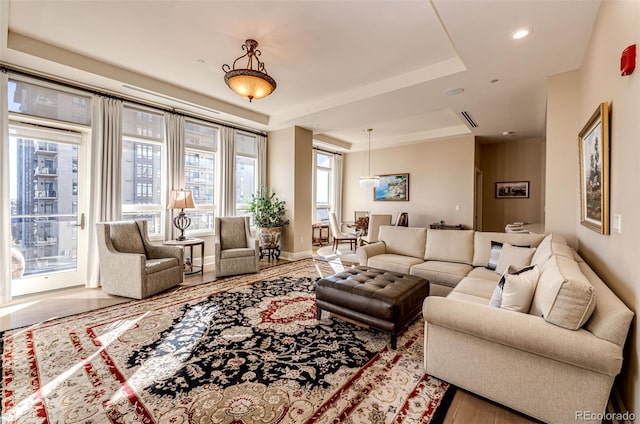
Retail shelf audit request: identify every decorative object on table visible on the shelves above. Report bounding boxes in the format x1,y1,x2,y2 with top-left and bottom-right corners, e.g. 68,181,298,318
222,39,276,102
495,181,529,199
579,101,610,234
353,210,369,222
167,189,196,241
354,216,370,233
11,247,25,279
395,212,409,227
247,186,290,249
374,173,409,201
359,128,380,188
0,260,455,423
430,221,465,230
213,216,259,277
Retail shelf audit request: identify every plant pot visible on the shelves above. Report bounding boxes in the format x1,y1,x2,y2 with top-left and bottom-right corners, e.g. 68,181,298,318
258,227,282,248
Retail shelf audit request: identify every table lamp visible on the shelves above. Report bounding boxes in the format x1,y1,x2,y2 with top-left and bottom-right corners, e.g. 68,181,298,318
167,189,196,241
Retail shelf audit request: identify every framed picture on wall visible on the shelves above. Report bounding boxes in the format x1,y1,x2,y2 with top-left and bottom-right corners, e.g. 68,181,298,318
579,101,610,235
495,181,529,199
374,174,409,201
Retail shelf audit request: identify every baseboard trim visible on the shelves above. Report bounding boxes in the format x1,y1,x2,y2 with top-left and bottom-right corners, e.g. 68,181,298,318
280,250,313,261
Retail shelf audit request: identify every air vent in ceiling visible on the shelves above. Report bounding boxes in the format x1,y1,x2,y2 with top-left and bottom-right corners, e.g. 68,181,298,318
460,111,478,128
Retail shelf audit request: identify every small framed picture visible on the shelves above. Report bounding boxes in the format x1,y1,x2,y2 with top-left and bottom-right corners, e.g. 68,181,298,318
495,181,529,199
579,102,610,234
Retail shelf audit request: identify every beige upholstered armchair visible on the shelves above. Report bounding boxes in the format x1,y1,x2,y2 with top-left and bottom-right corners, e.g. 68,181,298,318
214,216,260,278
96,220,184,299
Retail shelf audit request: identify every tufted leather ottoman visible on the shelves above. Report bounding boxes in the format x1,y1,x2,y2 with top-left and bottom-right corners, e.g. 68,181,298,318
316,266,429,348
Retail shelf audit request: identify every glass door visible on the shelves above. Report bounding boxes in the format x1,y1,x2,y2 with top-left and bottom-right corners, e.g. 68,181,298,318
9,124,87,296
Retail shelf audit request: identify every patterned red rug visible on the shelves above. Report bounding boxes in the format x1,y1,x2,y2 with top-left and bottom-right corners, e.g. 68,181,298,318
1,259,455,423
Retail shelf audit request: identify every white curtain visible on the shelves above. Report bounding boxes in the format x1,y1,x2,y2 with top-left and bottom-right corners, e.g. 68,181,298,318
257,133,267,189
333,153,344,223
219,127,236,217
86,96,123,287
0,72,11,304
164,112,185,241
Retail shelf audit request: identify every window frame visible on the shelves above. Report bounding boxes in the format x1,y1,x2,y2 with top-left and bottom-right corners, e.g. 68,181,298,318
234,131,258,217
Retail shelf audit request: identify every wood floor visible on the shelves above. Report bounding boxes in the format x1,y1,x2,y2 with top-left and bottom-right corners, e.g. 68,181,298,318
0,256,539,424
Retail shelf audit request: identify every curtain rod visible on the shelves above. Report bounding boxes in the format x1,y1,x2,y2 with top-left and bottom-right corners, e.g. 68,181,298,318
313,146,343,156
1,65,267,137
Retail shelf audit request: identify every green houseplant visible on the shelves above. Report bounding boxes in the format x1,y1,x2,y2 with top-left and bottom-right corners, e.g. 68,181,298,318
247,186,290,248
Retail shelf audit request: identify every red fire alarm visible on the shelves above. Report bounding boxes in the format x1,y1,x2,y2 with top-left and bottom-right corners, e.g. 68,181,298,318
621,44,636,76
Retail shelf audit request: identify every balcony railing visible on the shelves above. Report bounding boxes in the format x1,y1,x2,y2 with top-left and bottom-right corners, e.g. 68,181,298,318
33,190,57,199
34,167,58,176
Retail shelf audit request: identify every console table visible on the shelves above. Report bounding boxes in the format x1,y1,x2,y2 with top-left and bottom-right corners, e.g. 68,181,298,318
429,223,465,230
163,238,204,275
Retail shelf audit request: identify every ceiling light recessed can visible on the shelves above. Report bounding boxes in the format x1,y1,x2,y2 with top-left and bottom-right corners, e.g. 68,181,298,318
444,87,464,96
490,79,499,83
512,27,533,40
502,131,515,136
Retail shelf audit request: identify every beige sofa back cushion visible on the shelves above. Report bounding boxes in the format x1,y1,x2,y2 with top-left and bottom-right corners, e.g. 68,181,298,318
530,233,569,268
530,255,596,330
472,232,545,267
379,226,427,259
425,229,475,264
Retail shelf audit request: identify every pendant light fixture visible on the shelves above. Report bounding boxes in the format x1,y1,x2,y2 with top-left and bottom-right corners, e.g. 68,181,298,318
359,128,380,188
222,39,277,102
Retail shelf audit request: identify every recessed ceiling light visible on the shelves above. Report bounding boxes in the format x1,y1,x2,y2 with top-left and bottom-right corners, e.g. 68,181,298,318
444,87,464,96
196,58,206,64
502,131,516,136
490,79,499,84
511,27,533,40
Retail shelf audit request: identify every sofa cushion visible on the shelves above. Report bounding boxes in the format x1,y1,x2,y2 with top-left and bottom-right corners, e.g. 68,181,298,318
220,247,256,259
530,255,596,330
531,233,571,268
447,277,497,305
109,221,146,255
424,229,474,264
145,257,179,274
368,253,424,275
486,240,502,270
466,266,502,282
495,243,536,274
472,231,545,267
410,261,473,289
490,265,539,312
379,226,427,259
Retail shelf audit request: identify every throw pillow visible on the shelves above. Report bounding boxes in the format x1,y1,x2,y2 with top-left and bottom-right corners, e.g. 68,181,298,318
490,265,539,313
494,243,537,275
486,240,502,271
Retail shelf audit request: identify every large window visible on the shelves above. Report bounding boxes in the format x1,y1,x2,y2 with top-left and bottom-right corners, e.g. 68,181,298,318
121,107,164,236
235,132,258,216
313,150,335,222
184,120,218,235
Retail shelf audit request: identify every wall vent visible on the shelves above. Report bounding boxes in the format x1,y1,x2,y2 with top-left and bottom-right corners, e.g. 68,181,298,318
460,110,479,128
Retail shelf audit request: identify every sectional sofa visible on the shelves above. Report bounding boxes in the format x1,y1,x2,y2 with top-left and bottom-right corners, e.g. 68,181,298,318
356,226,633,424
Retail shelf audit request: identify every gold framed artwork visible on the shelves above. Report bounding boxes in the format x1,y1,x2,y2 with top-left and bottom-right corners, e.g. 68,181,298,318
373,174,409,201
578,102,610,235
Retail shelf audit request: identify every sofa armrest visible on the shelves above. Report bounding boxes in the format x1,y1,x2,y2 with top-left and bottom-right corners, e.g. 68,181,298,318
423,296,623,376
356,242,386,266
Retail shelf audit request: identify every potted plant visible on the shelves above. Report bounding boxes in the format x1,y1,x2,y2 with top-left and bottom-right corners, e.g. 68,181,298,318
247,186,290,248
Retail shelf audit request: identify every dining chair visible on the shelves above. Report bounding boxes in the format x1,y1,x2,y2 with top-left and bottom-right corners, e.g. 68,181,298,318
359,214,393,245
395,212,409,227
353,210,370,222
328,212,358,251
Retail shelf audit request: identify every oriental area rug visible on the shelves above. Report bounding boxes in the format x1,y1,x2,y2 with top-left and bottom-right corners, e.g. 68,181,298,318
1,259,455,423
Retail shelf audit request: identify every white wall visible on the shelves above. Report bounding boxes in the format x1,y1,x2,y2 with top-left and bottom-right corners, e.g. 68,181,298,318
342,135,475,228
546,0,640,412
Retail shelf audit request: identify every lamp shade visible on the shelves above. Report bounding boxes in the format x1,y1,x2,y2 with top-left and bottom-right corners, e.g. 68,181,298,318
167,190,195,209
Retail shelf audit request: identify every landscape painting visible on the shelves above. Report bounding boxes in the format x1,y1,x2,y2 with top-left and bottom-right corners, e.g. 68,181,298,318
374,174,409,201
579,102,610,234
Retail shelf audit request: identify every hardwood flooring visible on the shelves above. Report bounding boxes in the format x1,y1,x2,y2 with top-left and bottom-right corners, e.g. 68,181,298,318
0,255,539,424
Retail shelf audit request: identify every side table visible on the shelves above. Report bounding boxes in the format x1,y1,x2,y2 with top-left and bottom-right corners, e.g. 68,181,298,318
163,238,205,275
312,222,330,246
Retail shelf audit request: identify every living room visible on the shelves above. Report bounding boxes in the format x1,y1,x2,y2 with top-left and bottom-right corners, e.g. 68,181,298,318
1,1,639,423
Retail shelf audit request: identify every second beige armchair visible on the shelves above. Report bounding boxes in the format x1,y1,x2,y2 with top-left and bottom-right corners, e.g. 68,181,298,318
214,216,260,278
